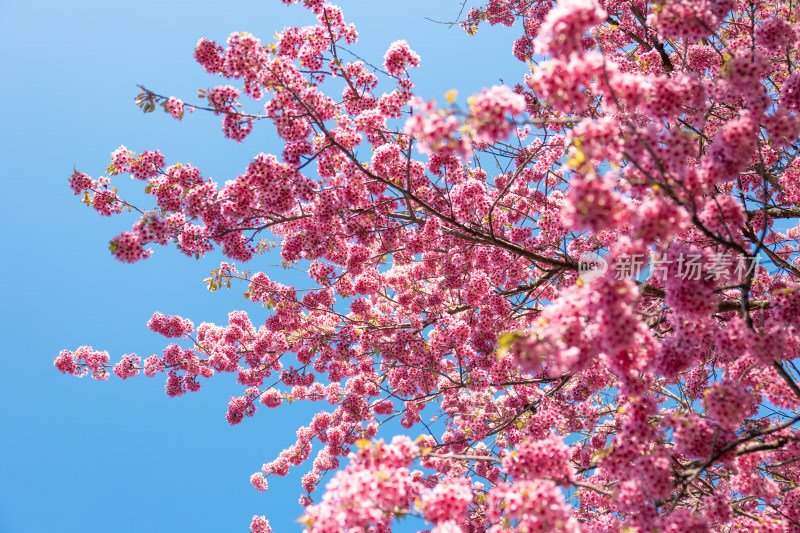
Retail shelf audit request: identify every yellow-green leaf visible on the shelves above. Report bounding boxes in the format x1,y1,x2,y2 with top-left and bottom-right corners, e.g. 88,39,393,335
496,331,520,356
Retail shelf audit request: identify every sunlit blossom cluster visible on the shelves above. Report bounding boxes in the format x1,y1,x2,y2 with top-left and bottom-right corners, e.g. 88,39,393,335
58,0,800,531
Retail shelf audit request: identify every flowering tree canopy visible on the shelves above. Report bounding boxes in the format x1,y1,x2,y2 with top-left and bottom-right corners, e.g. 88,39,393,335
57,0,800,531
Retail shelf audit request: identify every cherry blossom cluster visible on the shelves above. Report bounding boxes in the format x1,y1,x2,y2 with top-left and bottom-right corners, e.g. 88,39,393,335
57,0,800,531
383,40,420,77
164,97,184,120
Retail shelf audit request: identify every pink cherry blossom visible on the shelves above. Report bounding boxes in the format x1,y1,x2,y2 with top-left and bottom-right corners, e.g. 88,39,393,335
56,2,800,532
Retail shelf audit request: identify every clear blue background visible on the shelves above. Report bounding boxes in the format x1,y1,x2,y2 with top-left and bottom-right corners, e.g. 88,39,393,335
0,1,524,531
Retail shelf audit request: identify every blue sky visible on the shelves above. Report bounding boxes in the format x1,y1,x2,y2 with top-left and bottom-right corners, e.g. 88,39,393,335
0,1,525,532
